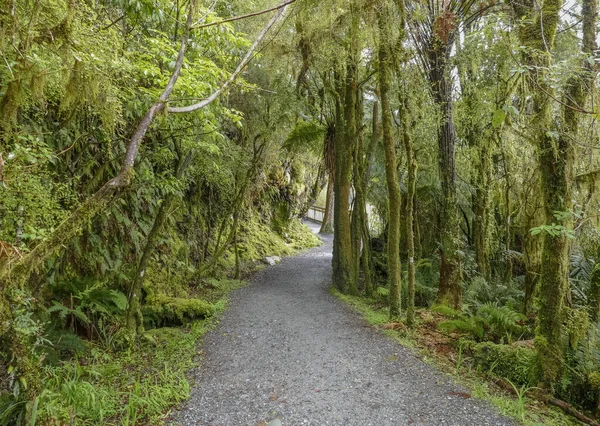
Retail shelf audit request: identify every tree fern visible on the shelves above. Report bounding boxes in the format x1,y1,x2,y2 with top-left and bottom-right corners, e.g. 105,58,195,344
283,121,325,155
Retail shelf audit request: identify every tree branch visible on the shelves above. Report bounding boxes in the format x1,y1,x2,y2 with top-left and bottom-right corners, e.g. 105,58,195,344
168,3,289,114
191,0,295,30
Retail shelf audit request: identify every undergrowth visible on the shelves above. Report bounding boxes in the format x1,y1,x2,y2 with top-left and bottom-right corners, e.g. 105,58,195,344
1,219,320,425
0,277,242,426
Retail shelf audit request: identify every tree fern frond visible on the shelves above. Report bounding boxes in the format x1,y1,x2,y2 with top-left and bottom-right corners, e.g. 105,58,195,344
283,120,325,155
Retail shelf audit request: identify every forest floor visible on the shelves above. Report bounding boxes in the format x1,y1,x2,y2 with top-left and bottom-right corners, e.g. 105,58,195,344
171,222,513,426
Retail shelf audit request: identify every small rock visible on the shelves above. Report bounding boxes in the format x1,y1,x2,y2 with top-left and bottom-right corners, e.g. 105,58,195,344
267,417,282,426
264,256,282,266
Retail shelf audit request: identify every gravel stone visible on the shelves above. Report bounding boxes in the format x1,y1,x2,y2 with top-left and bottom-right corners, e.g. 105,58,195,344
173,222,513,426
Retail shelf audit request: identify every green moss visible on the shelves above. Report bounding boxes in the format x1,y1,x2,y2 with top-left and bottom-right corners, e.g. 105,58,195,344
331,288,389,326
472,341,537,386
222,217,320,274
142,294,218,327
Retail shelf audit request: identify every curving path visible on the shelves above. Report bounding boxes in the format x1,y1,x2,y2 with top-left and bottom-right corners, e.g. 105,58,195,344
173,222,513,426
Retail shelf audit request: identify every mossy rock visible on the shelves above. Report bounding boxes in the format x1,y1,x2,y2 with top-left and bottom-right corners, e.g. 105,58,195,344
471,341,536,386
142,295,216,327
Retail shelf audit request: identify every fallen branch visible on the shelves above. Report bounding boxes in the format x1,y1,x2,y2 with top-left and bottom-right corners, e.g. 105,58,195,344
494,378,599,426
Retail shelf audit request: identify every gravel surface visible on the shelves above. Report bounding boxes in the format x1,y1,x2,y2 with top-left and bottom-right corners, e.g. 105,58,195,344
173,222,513,426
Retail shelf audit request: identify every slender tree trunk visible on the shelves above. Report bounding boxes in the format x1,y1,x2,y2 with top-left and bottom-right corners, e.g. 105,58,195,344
351,91,366,294
320,125,335,234
362,101,381,298
473,142,491,281
127,192,174,332
401,98,417,327
320,175,334,233
126,150,193,334
377,1,402,318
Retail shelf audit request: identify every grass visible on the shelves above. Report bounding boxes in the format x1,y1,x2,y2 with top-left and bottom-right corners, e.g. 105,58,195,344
17,277,248,426
331,289,581,426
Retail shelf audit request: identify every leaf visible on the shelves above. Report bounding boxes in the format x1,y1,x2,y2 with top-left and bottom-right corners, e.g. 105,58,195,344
110,291,128,311
505,105,519,116
492,109,506,128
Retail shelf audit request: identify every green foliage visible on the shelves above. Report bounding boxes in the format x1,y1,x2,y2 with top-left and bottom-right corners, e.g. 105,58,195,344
142,295,218,327
283,120,326,155
434,303,527,343
472,341,537,387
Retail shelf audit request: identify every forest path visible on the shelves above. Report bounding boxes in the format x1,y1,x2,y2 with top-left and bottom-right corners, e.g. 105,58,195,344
173,222,513,426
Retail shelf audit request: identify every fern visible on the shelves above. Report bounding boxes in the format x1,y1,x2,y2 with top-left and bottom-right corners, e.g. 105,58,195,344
477,303,526,342
283,121,325,155
48,302,90,326
439,318,484,339
431,304,462,318
375,286,389,298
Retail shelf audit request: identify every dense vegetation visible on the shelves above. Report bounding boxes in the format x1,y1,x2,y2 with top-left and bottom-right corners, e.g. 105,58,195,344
1,0,600,424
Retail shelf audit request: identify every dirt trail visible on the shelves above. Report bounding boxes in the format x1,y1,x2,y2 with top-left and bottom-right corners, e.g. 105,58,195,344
174,222,513,425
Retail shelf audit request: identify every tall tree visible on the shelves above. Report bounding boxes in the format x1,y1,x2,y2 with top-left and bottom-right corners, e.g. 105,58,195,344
410,0,476,308
377,0,402,318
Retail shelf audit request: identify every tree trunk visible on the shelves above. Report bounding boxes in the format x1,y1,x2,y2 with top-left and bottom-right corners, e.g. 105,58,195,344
126,150,192,335
377,1,402,319
401,98,417,327
126,192,174,333
429,44,462,308
351,88,366,294
473,142,491,281
508,0,566,388
332,7,359,294
320,175,334,234
523,179,543,314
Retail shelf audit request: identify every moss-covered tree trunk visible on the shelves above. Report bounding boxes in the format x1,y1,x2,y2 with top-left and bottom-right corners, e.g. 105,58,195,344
377,0,402,318
509,0,567,388
401,97,417,327
332,62,355,294
362,101,381,298
351,89,367,294
472,142,491,281
126,149,192,336
522,180,543,314
126,192,175,334
320,126,336,234
428,36,462,308
565,0,597,324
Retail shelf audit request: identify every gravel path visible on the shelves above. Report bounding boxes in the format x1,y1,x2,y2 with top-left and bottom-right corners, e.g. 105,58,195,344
173,222,513,426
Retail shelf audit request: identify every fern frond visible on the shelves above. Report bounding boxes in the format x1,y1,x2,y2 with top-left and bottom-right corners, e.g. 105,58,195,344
283,121,325,155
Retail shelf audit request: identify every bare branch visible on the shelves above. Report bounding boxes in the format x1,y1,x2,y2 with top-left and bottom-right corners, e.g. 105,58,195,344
191,0,295,29
168,4,289,114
